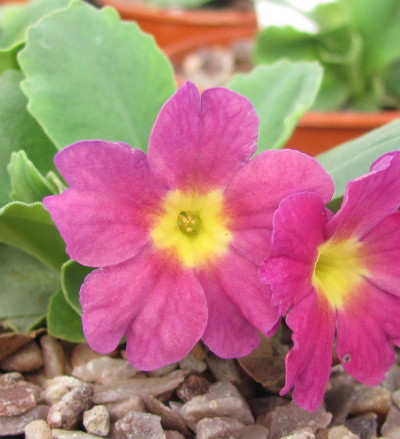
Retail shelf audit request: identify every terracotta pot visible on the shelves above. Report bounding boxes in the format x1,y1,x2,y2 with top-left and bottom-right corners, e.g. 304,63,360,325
96,0,257,57
285,111,400,156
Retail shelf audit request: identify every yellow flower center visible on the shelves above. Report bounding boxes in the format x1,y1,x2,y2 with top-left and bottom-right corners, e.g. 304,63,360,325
151,189,232,268
312,237,369,309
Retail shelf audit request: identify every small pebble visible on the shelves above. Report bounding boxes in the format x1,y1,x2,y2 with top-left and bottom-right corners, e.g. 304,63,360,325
106,396,145,422
113,411,165,439
24,419,52,439
47,383,94,429
282,428,315,439
176,374,211,403
0,381,42,416
381,405,400,439
52,429,105,438
165,431,185,439
196,416,245,439
41,375,84,405
0,405,49,436
345,413,378,439
179,353,207,373
40,335,65,378
73,357,137,384
83,405,110,437
0,371,24,384
351,386,391,417
0,341,43,372
328,425,359,439
70,344,107,368
239,424,269,439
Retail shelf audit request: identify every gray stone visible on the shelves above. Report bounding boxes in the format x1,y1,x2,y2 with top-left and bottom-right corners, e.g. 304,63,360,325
325,372,359,426
142,394,190,436
83,405,110,437
328,425,359,439
0,381,42,416
196,417,245,439
165,431,185,439
179,353,207,374
392,390,400,410
41,376,84,405
351,386,391,417
147,363,178,377
106,396,145,422
71,343,108,369
0,372,24,384
113,411,166,439
52,429,106,438
179,381,254,430
381,405,400,439
259,401,332,439
0,405,49,436
47,383,94,429
93,370,186,404
249,396,290,418
73,357,138,384
176,375,211,403
382,364,400,392
345,413,377,439
24,419,52,439
239,424,269,439
40,335,66,378
0,341,43,372
282,428,315,439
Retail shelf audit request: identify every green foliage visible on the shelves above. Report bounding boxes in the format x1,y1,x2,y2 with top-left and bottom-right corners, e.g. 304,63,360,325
47,289,85,342
18,0,176,150
228,61,323,150
0,243,59,332
254,0,400,110
61,260,93,315
0,70,56,205
317,120,400,205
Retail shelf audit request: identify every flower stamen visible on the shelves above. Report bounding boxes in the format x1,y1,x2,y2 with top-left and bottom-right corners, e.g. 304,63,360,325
177,211,201,236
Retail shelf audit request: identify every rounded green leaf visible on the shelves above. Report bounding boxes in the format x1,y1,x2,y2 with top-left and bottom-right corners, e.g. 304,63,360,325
227,61,323,150
18,0,176,150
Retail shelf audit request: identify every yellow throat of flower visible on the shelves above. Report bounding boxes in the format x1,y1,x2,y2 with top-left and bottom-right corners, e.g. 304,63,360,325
151,189,232,268
312,236,369,309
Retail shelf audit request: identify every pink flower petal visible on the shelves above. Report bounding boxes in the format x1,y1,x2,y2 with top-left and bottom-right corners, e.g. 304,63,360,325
336,280,400,385
148,82,258,191
199,249,280,344
282,293,336,412
362,213,400,297
196,265,261,359
225,150,334,264
326,151,400,240
259,192,328,314
124,259,208,371
81,248,208,370
44,141,165,267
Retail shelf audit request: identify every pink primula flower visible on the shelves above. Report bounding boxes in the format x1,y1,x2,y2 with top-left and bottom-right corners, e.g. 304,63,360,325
44,82,332,370
260,151,400,411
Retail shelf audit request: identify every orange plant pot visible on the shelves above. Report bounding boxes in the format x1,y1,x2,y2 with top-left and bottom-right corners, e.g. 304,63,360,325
285,111,400,156
96,0,257,57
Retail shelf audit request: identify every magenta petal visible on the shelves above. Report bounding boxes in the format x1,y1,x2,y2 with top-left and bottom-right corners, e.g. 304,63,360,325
81,248,208,370
125,261,208,371
202,250,280,339
148,82,258,190
282,293,336,412
225,150,334,264
336,280,400,385
44,141,165,267
259,192,328,314
326,151,400,239
196,266,260,358
362,213,400,297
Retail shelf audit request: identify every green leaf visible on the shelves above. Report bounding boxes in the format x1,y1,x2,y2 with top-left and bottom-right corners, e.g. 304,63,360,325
18,0,176,151
0,243,59,332
0,69,57,205
0,43,21,75
61,259,93,315
0,202,67,271
348,0,400,73
227,61,323,150
0,0,70,50
47,289,85,343
8,150,59,203
317,120,400,203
